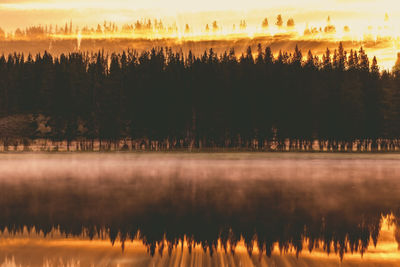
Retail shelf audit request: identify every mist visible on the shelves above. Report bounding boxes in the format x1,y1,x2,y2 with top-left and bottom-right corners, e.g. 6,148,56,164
2,153,400,267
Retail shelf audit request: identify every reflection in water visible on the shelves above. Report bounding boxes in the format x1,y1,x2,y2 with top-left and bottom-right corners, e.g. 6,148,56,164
2,153,400,266
2,224,400,267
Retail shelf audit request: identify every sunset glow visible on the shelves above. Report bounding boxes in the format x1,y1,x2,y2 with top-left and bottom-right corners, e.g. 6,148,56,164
0,0,398,28
2,216,400,267
1,0,400,69
3,2,400,266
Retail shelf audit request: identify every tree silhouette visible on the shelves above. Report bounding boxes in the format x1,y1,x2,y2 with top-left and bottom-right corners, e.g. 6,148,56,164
212,21,219,32
0,163,397,259
287,18,295,28
276,15,283,27
0,44,398,151
262,18,269,29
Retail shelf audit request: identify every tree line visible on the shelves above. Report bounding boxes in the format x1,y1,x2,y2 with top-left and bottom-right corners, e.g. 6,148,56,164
0,15,343,40
0,43,400,151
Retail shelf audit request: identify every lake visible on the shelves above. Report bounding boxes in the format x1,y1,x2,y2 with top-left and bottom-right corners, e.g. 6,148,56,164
1,152,400,267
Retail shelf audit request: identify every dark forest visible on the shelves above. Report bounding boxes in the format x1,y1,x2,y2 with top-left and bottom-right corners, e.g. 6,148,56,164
0,43,399,151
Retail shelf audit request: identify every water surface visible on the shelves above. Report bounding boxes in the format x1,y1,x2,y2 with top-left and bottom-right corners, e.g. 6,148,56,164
1,152,400,266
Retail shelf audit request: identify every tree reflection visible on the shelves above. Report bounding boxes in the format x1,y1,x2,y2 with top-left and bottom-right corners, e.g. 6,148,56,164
0,168,398,260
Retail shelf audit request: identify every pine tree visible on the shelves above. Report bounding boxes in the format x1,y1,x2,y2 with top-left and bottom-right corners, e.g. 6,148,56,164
292,45,302,66
371,56,379,74
322,48,331,70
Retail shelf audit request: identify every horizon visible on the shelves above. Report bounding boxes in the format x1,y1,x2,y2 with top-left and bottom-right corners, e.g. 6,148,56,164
1,0,400,69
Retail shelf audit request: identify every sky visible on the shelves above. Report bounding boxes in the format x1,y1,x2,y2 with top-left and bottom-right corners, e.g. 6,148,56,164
0,0,396,31
0,0,399,69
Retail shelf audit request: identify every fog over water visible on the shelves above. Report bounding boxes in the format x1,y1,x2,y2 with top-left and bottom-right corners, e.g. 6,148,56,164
2,153,400,266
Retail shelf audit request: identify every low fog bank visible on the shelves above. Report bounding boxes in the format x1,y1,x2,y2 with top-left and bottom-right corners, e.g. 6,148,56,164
0,152,399,182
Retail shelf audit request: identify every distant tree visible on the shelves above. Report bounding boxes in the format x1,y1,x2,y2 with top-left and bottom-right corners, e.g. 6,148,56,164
322,48,331,70
276,15,283,27
122,24,134,33
264,46,273,64
336,42,346,70
287,18,295,28
185,24,190,34
353,51,359,67
96,24,102,34
371,56,379,73
212,21,219,32
15,28,24,39
292,45,302,66
347,50,355,69
262,18,269,29
332,50,338,69
324,16,336,33
240,20,247,30
69,21,73,34
305,50,315,69
256,43,264,64
324,25,336,34
392,53,400,74
358,47,369,71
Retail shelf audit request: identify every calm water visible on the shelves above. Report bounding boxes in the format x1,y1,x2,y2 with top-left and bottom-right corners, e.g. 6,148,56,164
2,152,400,267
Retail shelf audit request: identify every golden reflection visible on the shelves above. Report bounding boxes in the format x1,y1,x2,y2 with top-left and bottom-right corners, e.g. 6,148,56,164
2,154,400,266
2,216,400,267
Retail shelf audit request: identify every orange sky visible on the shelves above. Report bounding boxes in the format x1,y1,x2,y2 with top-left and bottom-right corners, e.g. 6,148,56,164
0,0,400,69
0,0,396,30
